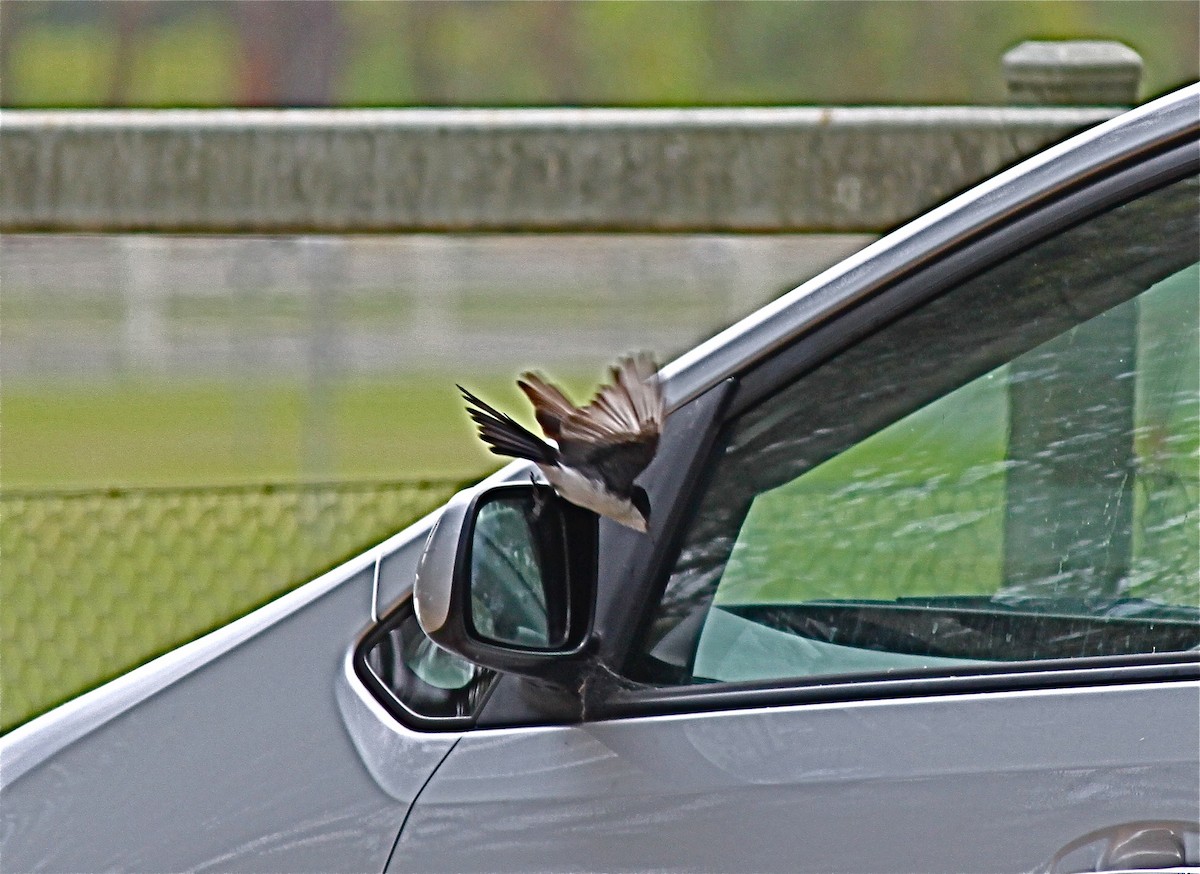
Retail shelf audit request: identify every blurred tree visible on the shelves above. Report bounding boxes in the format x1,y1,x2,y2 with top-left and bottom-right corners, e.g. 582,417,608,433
234,0,344,106
107,2,149,105
0,4,16,102
403,0,444,103
533,1,584,103
1,0,1196,108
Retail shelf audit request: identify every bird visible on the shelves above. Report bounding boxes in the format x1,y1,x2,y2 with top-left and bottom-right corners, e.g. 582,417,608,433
459,354,663,533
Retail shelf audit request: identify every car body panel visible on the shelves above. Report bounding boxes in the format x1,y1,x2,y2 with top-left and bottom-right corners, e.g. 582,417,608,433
1,560,417,872
391,682,1200,873
0,518,461,872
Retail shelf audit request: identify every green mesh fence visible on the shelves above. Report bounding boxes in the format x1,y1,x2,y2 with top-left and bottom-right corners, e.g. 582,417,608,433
1,479,463,733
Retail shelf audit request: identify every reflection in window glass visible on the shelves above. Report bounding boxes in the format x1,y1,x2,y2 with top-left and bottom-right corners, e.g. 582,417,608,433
1131,265,1200,605
716,364,1010,608
718,265,1199,613
471,500,552,648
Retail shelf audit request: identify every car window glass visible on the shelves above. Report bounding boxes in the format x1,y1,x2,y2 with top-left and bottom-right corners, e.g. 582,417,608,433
633,176,1199,686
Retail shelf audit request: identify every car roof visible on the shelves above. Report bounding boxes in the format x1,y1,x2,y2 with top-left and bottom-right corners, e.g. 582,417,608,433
661,82,1200,410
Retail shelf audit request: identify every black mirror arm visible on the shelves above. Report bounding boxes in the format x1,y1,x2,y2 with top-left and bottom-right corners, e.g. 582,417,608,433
475,632,615,726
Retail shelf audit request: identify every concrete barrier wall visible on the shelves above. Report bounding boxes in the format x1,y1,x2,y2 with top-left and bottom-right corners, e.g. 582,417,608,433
0,106,1117,234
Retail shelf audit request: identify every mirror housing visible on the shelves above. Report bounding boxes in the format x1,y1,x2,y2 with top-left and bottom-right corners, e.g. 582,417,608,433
414,482,599,684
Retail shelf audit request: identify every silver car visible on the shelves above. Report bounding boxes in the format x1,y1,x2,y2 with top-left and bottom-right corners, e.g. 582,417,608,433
4,85,1198,873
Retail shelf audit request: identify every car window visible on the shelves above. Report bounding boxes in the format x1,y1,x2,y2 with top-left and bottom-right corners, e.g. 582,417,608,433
357,599,496,727
632,175,1199,686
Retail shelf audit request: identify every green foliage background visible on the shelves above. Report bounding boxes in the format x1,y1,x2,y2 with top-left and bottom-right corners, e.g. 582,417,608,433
2,0,1197,108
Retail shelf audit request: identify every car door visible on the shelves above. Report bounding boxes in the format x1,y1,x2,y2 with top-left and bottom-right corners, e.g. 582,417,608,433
384,144,1199,872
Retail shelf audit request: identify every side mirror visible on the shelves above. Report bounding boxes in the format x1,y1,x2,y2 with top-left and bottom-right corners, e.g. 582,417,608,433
414,483,599,684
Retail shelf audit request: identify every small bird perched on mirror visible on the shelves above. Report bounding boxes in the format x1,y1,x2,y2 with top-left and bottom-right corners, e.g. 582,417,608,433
460,353,663,533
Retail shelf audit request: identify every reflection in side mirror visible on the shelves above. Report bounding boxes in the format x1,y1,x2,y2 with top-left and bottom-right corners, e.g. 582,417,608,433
414,482,599,684
469,494,569,650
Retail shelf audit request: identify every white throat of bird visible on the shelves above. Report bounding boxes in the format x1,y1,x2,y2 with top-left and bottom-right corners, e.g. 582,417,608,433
540,464,648,533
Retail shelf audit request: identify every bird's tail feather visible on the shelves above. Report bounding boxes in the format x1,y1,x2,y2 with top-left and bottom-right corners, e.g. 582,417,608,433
459,386,557,465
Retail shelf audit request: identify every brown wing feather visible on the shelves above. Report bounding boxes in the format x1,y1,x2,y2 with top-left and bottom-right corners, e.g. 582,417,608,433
557,354,663,488
566,354,662,439
517,372,579,440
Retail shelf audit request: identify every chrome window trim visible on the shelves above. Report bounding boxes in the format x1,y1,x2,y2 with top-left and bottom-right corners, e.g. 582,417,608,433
603,654,1200,721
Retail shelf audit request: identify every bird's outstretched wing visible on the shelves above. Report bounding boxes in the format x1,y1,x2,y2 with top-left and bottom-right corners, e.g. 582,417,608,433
557,354,663,493
459,386,557,465
568,353,662,440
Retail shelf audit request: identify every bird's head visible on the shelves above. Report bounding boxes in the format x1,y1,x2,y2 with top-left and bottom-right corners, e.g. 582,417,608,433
627,486,651,534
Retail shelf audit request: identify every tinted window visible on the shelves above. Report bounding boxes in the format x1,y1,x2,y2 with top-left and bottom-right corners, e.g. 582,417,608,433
633,176,1199,686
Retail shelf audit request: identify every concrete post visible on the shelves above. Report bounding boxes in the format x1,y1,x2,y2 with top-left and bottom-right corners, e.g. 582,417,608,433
1003,40,1143,106
301,237,343,480
120,237,167,374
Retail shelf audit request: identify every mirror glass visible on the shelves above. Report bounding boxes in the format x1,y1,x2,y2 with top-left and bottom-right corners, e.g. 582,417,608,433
469,492,569,650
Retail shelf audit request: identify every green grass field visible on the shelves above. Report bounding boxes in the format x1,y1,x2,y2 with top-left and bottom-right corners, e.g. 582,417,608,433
1,370,605,489
1,479,461,733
